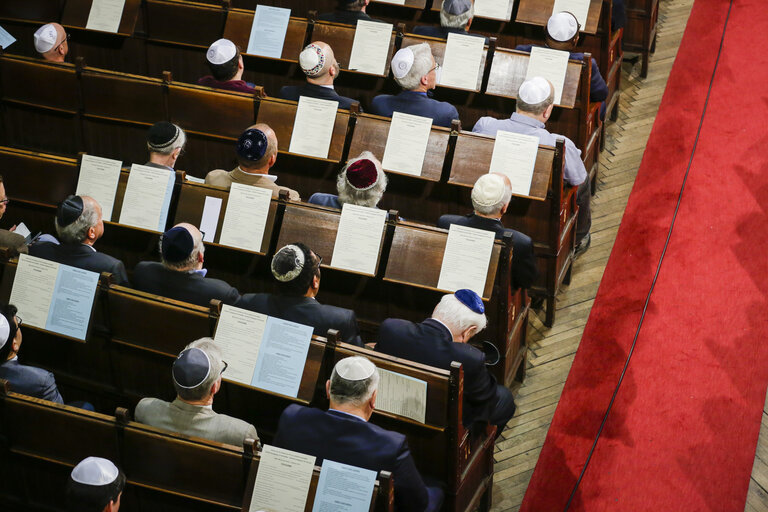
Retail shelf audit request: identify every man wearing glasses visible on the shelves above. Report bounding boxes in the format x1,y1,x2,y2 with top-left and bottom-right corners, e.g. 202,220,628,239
134,337,260,447
33,23,69,63
0,176,28,253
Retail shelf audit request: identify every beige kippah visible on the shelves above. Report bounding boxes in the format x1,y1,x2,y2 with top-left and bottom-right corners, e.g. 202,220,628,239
472,173,507,207
335,356,376,381
518,77,552,104
547,12,579,42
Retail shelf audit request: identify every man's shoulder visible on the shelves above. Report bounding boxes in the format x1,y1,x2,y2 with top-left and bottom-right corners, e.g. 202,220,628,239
204,169,232,186
451,341,487,368
437,214,468,230
136,396,170,415
1,361,52,381
28,241,58,257
379,317,420,338
236,292,270,310
134,261,163,273
278,85,301,100
308,193,341,209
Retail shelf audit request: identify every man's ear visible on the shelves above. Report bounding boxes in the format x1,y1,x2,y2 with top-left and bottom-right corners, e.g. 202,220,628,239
462,326,477,342
212,377,222,396
325,379,331,399
238,55,244,71
543,103,555,120
172,146,182,161
369,389,377,410
268,153,277,169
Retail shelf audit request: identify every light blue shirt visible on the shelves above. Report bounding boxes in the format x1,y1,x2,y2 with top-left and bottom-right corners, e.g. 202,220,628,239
472,112,587,186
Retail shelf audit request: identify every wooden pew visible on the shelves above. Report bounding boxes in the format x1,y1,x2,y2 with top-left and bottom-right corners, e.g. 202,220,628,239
624,0,659,78
61,0,142,37
308,19,398,78
0,384,393,511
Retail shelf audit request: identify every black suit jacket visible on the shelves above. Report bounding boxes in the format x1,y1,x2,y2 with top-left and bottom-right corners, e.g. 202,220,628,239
132,261,240,307
437,213,538,289
278,83,361,111
318,10,374,25
376,318,497,426
236,293,363,346
29,242,130,286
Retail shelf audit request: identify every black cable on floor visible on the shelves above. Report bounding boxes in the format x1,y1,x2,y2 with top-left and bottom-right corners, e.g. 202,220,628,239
563,2,735,509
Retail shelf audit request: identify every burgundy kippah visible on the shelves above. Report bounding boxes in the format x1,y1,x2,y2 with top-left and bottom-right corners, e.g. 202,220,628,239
345,159,379,191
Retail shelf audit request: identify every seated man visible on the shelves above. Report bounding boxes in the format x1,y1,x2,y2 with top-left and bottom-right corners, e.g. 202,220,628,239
205,125,300,200
308,151,387,209
30,195,129,286
371,43,459,128
438,173,538,290
473,77,592,254
145,121,186,172
376,290,516,435
135,338,259,447
319,0,377,25
198,39,259,94
133,223,241,307
237,243,362,346
0,303,63,403
0,175,30,253
66,456,125,512
413,0,488,43
33,23,68,63
279,42,360,110
515,12,609,118
274,356,443,512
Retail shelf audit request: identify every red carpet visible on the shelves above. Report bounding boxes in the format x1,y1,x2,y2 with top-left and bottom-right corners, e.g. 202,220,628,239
521,0,768,510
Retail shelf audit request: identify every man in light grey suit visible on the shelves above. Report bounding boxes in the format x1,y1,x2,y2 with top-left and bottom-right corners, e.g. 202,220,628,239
135,337,259,447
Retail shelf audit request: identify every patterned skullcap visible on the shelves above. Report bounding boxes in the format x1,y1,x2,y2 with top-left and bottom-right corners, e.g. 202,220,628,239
299,44,326,77
207,38,237,65
271,244,307,282
236,129,268,162
391,47,415,79
147,122,182,152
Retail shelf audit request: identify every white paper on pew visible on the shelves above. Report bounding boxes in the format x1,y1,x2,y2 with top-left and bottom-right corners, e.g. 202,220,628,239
437,224,495,295
381,111,432,177
10,254,59,331
199,196,222,243
251,317,313,397
218,183,272,252
13,223,30,239
0,25,17,50
118,164,175,232
185,175,205,184
288,96,338,159
247,5,291,59
439,32,485,91
347,20,393,75
250,445,316,512
213,304,267,386
552,0,590,30
330,204,387,276
376,368,427,423
474,0,513,21
489,131,540,196
312,460,377,512
374,0,405,4
525,46,569,105
76,154,122,221
85,0,126,33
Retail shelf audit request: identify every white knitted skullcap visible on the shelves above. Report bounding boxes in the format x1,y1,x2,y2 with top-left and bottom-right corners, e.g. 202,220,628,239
33,23,58,53
472,173,507,207
206,39,237,65
518,77,552,104
299,43,327,77
70,457,120,486
391,47,415,79
547,12,579,42
0,315,10,350
335,356,375,381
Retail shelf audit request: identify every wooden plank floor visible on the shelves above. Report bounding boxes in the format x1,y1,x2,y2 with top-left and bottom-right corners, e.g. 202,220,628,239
489,0,696,509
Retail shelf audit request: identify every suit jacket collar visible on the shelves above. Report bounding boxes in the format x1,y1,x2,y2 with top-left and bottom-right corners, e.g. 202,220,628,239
423,318,454,342
466,214,504,231
327,409,366,423
229,167,278,185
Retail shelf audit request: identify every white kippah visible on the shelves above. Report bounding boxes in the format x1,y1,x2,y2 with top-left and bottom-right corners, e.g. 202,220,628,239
547,12,579,42
518,77,552,104
391,47,415,79
206,39,237,65
472,173,507,207
0,315,9,351
299,44,326,77
33,23,58,53
71,457,120,486
335,356,375,381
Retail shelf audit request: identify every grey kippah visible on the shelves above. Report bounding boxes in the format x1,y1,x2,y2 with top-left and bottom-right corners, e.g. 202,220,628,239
443,0,472,15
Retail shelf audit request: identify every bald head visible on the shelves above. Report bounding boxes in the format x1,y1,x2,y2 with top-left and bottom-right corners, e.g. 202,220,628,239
300,41,340,86
35,23,68,62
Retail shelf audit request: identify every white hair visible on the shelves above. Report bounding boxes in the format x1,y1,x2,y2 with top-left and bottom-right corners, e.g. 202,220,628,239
473,180,513,216
55,197,100,244
329,363,380,406
432,294,487,336
174,337,225,401
337,151,388,208
441,3,473,29
395,43,434,91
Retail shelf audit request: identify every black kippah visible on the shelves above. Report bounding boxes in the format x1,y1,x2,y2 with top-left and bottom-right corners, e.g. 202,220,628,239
236,129,268,162
161,227,194,263
147,122,180,151
57,195,84,227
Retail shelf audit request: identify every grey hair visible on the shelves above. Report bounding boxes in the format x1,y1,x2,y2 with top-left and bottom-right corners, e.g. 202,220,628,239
441,3,473,29
159,226,205,270
148,125,186,155
55,197,100,244
432,293,487,336
329,361,380,407
174,337,225,401
516,83,555,115
473,179,513,216
395,43,435,91
336,151,388,208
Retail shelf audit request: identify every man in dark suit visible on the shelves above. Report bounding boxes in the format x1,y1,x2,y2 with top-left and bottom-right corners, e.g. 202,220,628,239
237,243,363,346
29,195,129,285
279,42,361,111
144,121,186,172
308,151,387,210
133,223,241,307
319,0,376,25
376,289,515,435
371,43,460,128
438,173,538,290
0,303,63,403
274,356,443,512
413,0,488,43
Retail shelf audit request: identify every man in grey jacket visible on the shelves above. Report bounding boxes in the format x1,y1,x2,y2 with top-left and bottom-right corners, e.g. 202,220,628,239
135,337,259,447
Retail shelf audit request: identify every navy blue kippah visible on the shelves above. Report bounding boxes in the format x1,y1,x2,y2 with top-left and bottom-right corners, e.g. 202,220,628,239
162,226,194,263
236,129,268,162
57,195,84,227
443,0,472,15
172,348,211,388
455,289,484,314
